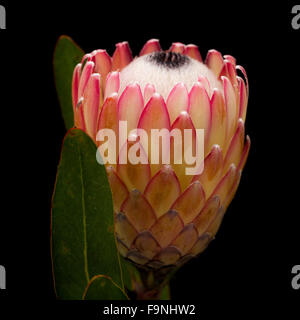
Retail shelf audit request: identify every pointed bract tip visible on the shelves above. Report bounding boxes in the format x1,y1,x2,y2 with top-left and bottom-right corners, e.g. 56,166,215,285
212,144,221,151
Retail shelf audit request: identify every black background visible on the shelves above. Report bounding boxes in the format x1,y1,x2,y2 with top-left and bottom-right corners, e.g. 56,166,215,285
0,1,299,318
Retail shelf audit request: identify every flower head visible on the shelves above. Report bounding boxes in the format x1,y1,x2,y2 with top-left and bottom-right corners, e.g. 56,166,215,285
72,39,250,269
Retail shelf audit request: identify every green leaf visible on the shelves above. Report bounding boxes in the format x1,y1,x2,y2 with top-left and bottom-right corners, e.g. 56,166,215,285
53,35,84,130
160,284,171,300
83,275,128,300
119,257,139,292
51,128,124,299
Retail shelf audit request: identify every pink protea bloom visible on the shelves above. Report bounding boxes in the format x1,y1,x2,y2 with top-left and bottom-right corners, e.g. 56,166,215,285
72,39,250,269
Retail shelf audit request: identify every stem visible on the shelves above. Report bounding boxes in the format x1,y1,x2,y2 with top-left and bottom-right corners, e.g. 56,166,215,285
135,266,174,300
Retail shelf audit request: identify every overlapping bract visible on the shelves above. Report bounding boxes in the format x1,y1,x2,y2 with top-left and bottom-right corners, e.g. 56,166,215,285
72,39,250,269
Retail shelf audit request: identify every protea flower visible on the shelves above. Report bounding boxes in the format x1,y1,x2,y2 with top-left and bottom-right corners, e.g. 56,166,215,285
72,39,250,275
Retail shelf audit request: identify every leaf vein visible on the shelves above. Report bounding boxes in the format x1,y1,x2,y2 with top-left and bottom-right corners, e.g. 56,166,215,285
77,140,90,285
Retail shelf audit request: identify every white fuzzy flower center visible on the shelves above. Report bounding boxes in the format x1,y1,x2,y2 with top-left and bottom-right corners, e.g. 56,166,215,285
119,52,222,100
